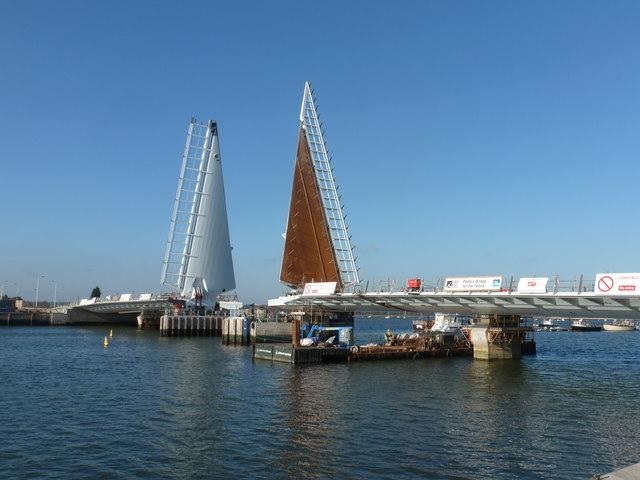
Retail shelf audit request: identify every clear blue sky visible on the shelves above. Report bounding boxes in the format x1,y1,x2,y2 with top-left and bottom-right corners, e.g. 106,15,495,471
1,1,639,303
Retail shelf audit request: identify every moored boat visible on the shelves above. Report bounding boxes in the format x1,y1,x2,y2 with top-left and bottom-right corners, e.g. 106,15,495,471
570,319,602,332
603,320,636,332
536,318,561,331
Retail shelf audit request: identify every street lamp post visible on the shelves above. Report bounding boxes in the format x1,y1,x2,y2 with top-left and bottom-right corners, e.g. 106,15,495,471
35,274,46,308
52,280,58,308
49,280,58,325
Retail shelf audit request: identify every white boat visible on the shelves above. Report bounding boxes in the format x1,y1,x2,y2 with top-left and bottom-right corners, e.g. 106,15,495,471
570,319,602,332
603,321,635,332
536,318,560,331
539,318,555,328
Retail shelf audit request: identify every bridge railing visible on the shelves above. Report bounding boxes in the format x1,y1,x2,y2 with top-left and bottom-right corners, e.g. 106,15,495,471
348,275,601,295
70,292,176,307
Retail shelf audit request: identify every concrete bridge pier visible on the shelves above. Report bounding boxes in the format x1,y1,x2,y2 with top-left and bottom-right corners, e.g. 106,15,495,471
470,314,534,360
137,310,161,329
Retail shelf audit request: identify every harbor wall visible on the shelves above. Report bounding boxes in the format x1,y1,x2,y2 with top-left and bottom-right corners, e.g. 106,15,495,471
251,321,293,343
222,316,250,344
160,315,224,337
159,315,250,344
0,312,52,326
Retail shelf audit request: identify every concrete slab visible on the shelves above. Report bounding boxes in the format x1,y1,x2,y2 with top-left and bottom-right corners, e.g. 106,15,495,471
598,462,640,480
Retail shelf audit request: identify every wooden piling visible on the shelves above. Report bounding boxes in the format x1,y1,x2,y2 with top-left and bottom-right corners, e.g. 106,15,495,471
292,318,300,347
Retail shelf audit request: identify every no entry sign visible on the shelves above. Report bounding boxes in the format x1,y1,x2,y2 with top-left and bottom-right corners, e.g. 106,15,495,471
598,276,614,292
595,273,640,295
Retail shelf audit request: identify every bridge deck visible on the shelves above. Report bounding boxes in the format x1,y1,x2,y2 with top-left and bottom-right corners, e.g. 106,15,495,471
69,299,172,314
269,291,640,319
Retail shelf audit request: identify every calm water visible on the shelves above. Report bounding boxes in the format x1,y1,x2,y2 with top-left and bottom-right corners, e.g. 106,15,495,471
1,318,639,479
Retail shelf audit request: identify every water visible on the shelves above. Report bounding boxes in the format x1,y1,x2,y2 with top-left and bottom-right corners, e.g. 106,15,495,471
1,319,639,479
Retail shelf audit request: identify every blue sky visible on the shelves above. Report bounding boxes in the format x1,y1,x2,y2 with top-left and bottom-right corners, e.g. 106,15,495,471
1,1,639,303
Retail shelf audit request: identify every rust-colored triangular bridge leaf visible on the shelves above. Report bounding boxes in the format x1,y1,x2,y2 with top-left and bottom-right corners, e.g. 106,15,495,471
280,127,341,290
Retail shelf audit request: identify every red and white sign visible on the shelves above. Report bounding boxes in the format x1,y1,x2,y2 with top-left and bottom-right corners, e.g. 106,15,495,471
303,282,337,295
517,277,548,294
595,273,640,295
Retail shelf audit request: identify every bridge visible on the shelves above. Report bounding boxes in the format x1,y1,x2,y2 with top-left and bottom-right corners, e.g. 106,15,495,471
269,274,640,320
269,86,640,322
65,293,174,325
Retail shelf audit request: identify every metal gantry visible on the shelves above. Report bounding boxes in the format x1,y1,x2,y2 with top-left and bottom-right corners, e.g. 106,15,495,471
299,82,360,287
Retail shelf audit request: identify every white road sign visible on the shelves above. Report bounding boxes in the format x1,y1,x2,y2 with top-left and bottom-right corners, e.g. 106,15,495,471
443,276,502,292
595,273,640,295
517,277,549,294
303,282,338,295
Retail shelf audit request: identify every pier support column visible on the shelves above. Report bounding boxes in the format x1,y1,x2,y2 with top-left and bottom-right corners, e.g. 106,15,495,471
470,314,524,361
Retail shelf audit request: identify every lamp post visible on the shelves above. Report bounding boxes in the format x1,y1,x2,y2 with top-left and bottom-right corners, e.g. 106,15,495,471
35,274,46,308
49,280,58,325
51,280,58,308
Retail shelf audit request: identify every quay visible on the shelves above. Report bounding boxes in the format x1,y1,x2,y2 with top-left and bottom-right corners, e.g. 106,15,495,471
160,314,250,344
159,315,223,337
595,461,640,479
0,311,52,326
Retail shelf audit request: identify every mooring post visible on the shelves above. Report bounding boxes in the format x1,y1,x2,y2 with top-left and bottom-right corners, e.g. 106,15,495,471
233,318,238,344
292,318,301,347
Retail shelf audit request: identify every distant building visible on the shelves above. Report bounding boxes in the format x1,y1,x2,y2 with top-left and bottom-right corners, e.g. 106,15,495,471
0,296,23,313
